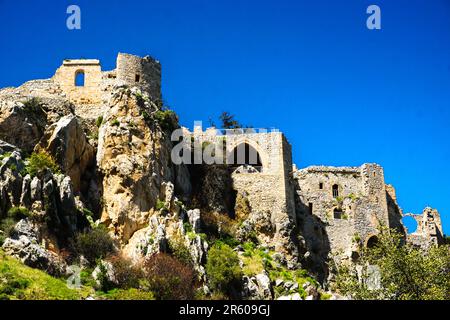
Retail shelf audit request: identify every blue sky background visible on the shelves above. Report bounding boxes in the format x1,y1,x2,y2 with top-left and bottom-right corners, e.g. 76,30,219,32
0,0,449,234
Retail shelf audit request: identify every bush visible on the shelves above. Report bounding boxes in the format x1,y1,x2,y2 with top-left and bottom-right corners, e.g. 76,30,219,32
96,115,103,127
111,118,120,127
71,227,115,266
22,97,41,111
25,152,60,177
143,253,197,300
335,226,450,300
168,234,193,266
155,199,168,213
154,110,177,132
0,218,17,245
7,207,31,220
106,255,143,289
0,207,32,245
205,242,242,294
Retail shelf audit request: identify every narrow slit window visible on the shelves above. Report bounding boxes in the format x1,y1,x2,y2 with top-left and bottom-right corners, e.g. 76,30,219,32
308,203,313,215
135,74,140,83
319,182,323,189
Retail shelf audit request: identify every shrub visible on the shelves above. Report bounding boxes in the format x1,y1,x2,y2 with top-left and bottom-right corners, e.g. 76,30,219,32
22,97,44,115
143,253,197,300
25,152,60,177
155,199,168,213
96,115,103,127
107,255,143,289
111,118,120,127
168,234,193,266
7,207,31,220
154,110,177,132
71,227,115,266
335,226,450,300
0,218,17,245
205,242,242,294
95,260,115,292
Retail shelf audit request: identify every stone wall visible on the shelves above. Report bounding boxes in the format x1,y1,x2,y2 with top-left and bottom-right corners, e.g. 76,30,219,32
53,59,103,105
190,126,298,264
116,53,161,102
405,207,444,249
294,164,392,262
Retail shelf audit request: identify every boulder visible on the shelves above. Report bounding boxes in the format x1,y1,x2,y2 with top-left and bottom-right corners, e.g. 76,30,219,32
1,219,67,277
0,100,47,153
36,115,94,192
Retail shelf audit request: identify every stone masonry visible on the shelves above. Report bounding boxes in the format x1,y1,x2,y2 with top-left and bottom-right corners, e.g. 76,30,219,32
0,52,444,272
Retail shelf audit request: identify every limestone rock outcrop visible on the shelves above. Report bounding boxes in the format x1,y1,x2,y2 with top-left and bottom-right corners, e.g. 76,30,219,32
97,87,190,244
2,219,68,277
0,99,47,153
36,115,94,192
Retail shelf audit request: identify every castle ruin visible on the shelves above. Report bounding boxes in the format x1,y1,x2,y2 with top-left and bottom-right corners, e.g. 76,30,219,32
0,52,444,272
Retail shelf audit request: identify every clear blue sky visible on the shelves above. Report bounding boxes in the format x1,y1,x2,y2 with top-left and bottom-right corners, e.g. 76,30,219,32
0,0,449,234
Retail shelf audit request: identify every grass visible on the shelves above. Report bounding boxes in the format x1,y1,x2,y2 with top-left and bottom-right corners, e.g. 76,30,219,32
0,250,93,300
99,288,154,300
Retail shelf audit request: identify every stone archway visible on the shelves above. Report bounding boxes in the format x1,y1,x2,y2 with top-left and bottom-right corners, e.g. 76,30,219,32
226,138,267,173
366,235,379,248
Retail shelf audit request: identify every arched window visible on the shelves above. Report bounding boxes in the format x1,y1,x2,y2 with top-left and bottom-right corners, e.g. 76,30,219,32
332,184,339,198
228,143,262,172
366,235,379,248
75,70,85,86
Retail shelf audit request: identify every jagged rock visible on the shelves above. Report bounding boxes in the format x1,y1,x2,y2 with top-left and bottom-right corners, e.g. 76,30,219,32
1,219,67,277
277,293,302,300
275,279,284,287
20,174,32,208
0,140,20,154
0,151,24,214
185,232,208,279
187,209,201,233
96,88,178,244
0,100,47,153
30,176,42,201
255,273,273,299
191,164,234,214
305,284,319,300
242,272,273,300
36,114,94,192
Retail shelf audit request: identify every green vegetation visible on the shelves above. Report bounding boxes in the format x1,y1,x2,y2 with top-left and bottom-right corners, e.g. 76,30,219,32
71,227,115,266
219,111,241,129
0,207,32,245
0,152,12,162
0,251,92,300
7,207,31,220
347,193,359,201
111,118,120,127
25,152,60,177
334,226,450,300
143,253,197,300
155,199,168,214
141,110,151,122
99,288,154,300
205,242,242,295
154,109,177,132
95,115,103,128
168,234,193,266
